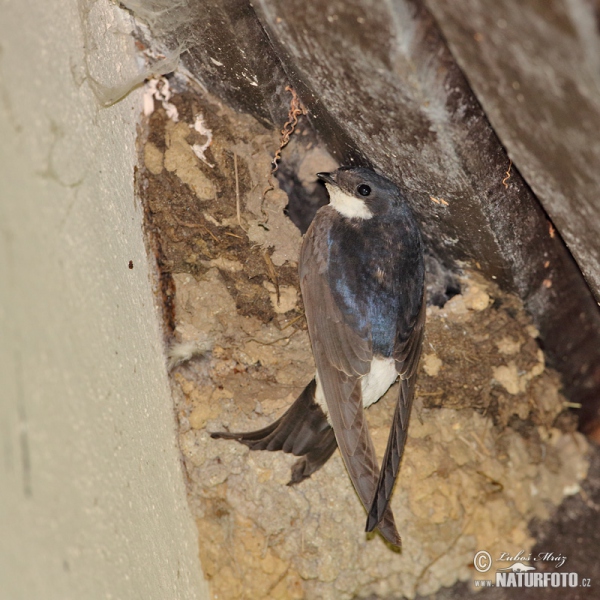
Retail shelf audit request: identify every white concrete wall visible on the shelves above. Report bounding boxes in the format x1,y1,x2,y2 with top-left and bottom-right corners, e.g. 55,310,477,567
0,1,208,599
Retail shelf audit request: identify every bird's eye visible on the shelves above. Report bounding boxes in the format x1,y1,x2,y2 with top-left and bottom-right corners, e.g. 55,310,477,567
357,184,371,196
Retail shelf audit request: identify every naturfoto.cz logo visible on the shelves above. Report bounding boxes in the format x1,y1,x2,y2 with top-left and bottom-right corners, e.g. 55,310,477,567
472,550,592,589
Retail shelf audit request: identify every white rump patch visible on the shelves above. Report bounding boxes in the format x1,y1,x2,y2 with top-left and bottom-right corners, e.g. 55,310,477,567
313,356,398,424
326,184,373,220
361,357,398,408
314,371,328,415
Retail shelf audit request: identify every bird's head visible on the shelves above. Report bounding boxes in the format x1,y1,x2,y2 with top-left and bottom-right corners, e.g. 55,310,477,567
317,167,405,219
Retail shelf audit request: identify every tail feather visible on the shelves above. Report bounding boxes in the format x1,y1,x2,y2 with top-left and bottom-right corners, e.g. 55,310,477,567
211,379,337,485
211,378,399,544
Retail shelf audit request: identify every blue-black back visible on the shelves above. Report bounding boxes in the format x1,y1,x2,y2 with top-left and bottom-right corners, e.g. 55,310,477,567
327,206,424,357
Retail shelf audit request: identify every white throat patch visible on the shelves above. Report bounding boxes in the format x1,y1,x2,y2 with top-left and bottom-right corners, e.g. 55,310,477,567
326,184,373,220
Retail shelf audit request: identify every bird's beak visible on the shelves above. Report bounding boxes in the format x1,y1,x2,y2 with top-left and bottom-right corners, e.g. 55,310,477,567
317,172,338,186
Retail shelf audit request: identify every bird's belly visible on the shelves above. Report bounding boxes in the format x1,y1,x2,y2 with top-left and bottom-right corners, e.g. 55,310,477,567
361,356,398,408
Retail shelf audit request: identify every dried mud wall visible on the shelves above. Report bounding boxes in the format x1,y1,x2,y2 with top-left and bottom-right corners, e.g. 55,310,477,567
137,78,590,600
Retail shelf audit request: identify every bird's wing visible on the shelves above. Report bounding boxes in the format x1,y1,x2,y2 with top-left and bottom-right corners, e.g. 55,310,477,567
300,216,401,545
366,293,426,534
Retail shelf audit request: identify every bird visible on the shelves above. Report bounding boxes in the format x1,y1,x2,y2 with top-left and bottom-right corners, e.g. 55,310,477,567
211,167,425,546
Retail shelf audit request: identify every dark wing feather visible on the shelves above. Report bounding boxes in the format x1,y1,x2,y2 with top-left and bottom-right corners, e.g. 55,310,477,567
300,214,401,546
366,295,426,533
210,379,338,485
